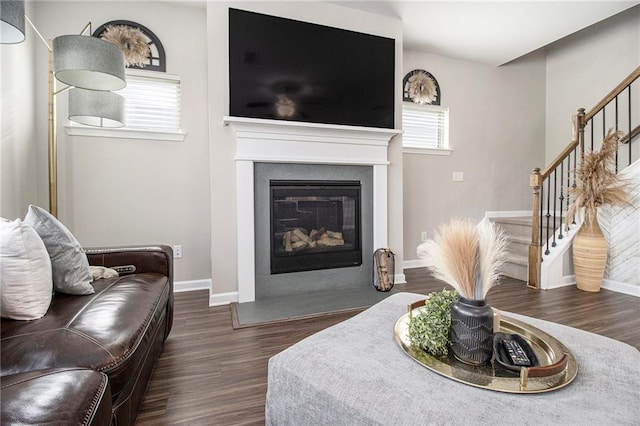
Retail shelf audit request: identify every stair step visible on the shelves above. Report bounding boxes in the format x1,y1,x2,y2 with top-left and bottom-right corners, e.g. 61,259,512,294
491,216,562,226
507,234,530,243
502,260,527,282
505,255,528,267
490,217,533,282
492,216,533,226
492,216,561,240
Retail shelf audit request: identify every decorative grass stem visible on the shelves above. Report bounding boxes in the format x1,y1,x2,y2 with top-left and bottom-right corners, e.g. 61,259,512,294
417,218,507,300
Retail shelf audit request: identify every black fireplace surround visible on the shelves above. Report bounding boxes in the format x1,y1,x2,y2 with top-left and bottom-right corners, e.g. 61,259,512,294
270,180,362,274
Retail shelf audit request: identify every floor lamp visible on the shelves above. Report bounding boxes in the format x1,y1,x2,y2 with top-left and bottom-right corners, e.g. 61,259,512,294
1,0,126,217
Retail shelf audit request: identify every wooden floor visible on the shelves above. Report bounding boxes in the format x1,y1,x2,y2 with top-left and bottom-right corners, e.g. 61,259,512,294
136,269,640,425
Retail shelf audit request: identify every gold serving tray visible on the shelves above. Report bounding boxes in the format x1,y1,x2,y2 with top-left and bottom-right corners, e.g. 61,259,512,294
394,307,578,393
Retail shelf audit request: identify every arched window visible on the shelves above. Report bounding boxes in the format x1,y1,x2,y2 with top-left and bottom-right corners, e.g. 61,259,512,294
402,69,441,106
93,20,166,72
67,21,183,139
402,70,450,154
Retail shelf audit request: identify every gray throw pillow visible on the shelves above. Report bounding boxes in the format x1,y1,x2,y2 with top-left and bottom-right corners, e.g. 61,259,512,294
24,205,94,295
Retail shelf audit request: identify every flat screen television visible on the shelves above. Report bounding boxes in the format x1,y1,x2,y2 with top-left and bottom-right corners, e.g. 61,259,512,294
229,8,395,129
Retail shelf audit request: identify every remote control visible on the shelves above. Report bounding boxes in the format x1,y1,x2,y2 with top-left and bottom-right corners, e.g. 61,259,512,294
501,338,532,366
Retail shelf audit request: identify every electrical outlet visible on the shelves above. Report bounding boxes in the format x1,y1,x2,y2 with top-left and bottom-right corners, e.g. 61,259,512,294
173,245,183,259
421,231,428,241
452,171,464,182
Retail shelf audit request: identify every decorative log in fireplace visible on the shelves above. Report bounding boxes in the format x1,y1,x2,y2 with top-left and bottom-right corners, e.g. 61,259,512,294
270,180,362,274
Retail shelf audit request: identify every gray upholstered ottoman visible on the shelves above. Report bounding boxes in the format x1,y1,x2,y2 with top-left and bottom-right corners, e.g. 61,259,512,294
266,292,640,425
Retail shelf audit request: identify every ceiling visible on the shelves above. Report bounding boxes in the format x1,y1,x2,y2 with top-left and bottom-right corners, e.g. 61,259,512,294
331,1,640,65
170,0,639,65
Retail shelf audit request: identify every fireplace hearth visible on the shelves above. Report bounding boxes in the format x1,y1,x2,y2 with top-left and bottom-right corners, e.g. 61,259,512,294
271,180,362,274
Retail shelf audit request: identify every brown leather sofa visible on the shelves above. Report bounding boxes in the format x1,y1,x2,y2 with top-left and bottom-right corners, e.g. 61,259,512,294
1,245,174,425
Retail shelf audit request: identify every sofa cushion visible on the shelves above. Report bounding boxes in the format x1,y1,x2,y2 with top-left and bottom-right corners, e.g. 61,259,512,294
0,218,53,320
24,205,94,295
0,272,170,399
1,368,112,426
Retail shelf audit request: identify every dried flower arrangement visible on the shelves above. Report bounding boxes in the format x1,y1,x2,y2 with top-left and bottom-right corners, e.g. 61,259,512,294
566,129,632,228
417,219,508,300
100,25,150,67
407,71,437,105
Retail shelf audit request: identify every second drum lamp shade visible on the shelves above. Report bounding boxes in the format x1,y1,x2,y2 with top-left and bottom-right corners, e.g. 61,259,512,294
53,34,126,91
69,88,125,128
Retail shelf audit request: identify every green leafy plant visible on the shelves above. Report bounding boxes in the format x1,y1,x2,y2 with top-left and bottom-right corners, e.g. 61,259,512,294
408,289,459,356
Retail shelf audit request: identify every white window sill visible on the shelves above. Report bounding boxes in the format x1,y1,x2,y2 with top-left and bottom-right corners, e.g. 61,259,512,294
65,125,187,142
403,147,453,156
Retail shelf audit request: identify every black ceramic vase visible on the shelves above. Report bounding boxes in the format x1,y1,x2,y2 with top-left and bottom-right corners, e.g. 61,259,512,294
449,296,494,365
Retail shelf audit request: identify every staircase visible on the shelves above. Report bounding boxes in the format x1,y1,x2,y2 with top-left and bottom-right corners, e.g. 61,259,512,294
528,66,640,291
491,216,560,283
490,217,530,281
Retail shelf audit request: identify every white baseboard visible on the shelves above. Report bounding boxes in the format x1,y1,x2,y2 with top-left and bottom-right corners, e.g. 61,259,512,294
394,273,407,285
484,210,531,219
173,279,239,305
174,279,212,293
403,259,427,270
543,275,576,290
210,291,239,306
602,279,640,297
546,275,640,297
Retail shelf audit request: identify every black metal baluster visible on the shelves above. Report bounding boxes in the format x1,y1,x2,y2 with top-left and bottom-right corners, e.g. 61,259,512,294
551,169,557,248
545,178,551,255
566,151,571,222
558,160,564,240
571,149,577,225
539,184,544,261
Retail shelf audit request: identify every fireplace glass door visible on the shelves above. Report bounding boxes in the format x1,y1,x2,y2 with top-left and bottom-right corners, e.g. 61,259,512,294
270,180,362,274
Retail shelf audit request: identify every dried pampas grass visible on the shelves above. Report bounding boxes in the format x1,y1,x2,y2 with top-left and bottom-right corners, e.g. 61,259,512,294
101,25,150,67
417,218,507,300
567,129,632,228
476,219,508,299
408,71,437,105
417,219,478,299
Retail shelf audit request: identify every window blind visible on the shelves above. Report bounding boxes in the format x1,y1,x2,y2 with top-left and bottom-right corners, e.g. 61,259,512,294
118,71,182,131
402,103,449,149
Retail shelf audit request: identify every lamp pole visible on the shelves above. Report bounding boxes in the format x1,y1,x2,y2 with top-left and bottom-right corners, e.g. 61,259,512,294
47,41,57,217
25,15,59,216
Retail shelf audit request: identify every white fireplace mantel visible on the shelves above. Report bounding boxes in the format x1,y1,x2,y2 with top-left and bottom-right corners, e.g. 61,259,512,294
223,116,401,302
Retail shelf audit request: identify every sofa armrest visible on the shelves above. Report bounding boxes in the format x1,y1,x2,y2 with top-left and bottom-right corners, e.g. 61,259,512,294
84,245,173,284
85,245,174,339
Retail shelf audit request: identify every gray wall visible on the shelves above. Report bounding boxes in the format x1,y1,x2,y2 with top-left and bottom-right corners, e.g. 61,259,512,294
545,6,640,164
402,50,547,261
0,1,37,220
1,1,212,283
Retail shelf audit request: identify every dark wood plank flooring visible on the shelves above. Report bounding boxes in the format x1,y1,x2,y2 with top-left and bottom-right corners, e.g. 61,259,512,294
136,269,639,425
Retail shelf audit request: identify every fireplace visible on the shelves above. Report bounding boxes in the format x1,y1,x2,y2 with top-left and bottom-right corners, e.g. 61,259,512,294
224,116,400,303
271,180,362,274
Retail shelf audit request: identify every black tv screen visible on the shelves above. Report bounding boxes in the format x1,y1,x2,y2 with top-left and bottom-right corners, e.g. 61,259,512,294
229,8,395,129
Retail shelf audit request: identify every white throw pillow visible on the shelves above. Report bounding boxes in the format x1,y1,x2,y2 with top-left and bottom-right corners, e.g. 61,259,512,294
0,218,53,320
24,205,94,295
